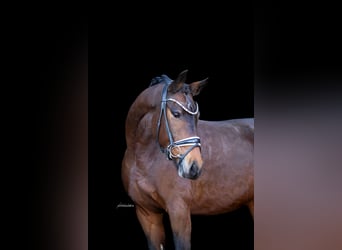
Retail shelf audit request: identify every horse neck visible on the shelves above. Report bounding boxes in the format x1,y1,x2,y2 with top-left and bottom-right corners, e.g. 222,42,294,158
125,84,162,149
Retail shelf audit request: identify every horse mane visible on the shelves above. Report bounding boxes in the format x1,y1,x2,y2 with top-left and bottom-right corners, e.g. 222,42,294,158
149,74,172,87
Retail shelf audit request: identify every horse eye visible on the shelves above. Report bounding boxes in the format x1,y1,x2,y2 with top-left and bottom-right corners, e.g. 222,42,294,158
172,111,181,118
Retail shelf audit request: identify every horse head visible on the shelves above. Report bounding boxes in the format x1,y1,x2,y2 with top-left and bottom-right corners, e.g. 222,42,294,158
156,70,208,179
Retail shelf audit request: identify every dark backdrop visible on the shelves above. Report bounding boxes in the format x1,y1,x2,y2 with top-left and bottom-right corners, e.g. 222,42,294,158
23,7,342,250
89,10,254,250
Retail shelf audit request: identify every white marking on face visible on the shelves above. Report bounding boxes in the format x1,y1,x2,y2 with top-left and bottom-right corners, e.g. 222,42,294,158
178,153,195,177
177,164,185,178
182,157,192,174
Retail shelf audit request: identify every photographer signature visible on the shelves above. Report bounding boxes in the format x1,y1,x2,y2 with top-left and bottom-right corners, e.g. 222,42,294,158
116,202,135,209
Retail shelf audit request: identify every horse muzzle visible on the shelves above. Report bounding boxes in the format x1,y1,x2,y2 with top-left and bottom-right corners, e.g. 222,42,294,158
178,158,202,180
166,136,203,179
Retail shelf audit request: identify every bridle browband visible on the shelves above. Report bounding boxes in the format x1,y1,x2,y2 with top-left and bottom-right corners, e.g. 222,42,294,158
156,78,201,164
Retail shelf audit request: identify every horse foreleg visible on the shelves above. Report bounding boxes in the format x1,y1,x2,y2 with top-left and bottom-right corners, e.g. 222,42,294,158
167,203,192,250
136,205,165,250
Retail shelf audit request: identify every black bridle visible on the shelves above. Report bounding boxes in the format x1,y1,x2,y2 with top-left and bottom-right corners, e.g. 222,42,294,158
156,79,201,164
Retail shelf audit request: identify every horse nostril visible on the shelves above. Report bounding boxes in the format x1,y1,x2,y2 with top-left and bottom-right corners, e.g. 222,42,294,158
190,162,199,176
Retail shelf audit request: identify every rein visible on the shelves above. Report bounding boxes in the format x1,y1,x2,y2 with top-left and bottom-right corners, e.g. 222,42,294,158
156,79,201,163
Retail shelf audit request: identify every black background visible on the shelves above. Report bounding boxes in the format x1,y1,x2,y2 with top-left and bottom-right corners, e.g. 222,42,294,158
89,9,254,250
11,6,342,250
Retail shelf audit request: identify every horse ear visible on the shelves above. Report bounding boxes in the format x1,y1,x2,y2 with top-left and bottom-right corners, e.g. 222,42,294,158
168,69,188,93
190,77,208,96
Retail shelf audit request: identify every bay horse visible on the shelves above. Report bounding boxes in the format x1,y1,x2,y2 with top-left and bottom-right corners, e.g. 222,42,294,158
121,70,254,250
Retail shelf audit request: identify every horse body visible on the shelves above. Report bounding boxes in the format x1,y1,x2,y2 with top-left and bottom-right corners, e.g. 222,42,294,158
188,119,254,215
121,71,253,250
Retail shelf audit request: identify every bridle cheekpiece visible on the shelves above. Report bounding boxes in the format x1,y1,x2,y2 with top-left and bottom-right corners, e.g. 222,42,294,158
156,77,201,164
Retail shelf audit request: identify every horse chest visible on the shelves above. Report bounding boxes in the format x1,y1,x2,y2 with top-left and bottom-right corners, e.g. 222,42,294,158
130,176,166,210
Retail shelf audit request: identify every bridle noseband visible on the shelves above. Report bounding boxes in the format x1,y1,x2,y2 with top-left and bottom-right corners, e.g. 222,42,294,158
156,79,201,164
